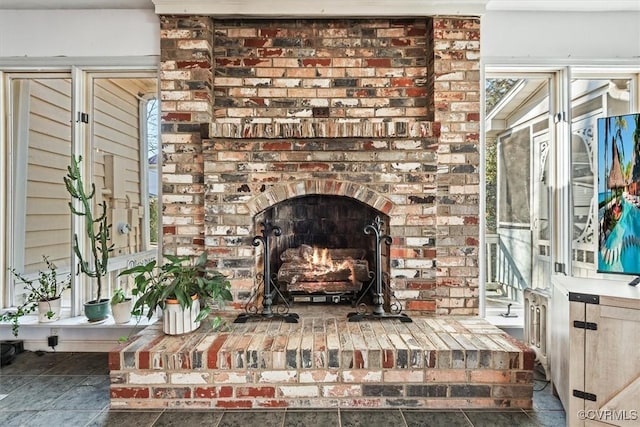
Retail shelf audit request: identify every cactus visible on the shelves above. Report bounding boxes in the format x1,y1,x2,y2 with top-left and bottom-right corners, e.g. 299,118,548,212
64,155,113,303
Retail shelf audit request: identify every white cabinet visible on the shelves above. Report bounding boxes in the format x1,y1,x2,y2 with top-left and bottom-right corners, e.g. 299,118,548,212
551,276,640,427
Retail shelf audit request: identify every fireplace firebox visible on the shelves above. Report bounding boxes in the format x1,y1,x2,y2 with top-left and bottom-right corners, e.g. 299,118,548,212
255,195,389,306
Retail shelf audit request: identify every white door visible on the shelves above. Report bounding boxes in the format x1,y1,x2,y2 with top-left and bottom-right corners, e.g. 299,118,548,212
532,132,552,288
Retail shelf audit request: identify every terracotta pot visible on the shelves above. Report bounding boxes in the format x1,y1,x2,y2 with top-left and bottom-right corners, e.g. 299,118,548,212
162,294,200,335
38,297,62,323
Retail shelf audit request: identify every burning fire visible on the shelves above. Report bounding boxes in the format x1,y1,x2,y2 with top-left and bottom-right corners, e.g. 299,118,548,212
312,247,332,266
306,247,355,281
278,244,367,290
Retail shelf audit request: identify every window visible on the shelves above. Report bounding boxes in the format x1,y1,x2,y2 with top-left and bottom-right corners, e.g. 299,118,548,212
485,75,552,310
498,126,531,227
2,69,158,314
483,68,639,319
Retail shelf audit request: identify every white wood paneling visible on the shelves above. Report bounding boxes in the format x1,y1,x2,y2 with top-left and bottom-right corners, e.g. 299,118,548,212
19,78,73,272
91,78,150,256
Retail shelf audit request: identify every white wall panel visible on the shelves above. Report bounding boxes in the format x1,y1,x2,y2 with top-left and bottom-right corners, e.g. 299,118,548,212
482,11,640,61
1,8,637,62
0,9,159,57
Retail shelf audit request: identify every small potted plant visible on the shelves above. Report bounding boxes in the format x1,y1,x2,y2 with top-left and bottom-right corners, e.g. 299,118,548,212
110,288,133,324
119,253,232,335
1,256,71,337
64,155,113,322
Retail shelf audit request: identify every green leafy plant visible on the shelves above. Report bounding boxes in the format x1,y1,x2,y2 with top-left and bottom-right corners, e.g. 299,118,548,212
110,288,128,305
110,286,135,327
119,253,232,329
64,155,113,303
1,256,71,336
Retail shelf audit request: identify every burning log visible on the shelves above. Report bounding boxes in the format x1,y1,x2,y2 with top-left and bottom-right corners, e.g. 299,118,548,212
277,260,369,283
277,244,370,293
280,245,365,262
287,281,362,293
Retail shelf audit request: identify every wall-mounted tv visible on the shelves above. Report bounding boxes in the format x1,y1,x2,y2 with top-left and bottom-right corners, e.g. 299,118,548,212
597,112,640,275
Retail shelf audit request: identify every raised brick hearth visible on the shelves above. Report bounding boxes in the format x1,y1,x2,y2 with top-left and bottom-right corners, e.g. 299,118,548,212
109,315,533,409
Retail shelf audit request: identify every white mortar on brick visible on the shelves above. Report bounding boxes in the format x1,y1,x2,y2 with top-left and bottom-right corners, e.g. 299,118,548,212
212,372,251,383
279,385,320,398
299,371,339,383
342,370,383,383
170,372,210,384
129,372,167,384
258,370,298,383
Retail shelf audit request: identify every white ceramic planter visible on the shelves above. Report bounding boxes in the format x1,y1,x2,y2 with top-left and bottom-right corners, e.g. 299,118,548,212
111,299,133,324
162,295,201,335
38,297,62,323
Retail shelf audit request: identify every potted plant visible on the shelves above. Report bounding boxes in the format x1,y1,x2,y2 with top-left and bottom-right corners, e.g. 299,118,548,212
119,253,232,335
1,256,71,337
64,155,113,322
110,288,133,324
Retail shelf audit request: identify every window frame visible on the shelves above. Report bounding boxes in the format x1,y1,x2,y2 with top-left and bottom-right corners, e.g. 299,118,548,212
1,63,159,315
482,64,640,317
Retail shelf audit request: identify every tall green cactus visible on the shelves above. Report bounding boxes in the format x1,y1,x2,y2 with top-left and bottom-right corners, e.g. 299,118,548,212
64,155,113,302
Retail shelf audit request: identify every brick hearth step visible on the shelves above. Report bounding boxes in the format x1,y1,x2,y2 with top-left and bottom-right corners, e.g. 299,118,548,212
109,316,534,409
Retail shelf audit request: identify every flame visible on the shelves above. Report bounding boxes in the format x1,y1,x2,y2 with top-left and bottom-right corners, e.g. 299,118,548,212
306,247,356,282
312,248,332,266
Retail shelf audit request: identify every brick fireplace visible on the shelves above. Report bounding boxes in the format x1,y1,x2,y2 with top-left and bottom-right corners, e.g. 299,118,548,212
109,10,534,411
160,16,481,316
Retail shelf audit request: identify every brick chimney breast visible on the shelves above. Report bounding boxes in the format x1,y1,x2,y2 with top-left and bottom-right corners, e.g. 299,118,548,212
161,16,480,315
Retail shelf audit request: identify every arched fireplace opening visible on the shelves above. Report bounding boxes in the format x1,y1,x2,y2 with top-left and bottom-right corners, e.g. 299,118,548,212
254,194,390,307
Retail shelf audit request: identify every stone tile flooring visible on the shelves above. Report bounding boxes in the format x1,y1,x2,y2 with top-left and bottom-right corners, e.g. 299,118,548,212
0,351,565,426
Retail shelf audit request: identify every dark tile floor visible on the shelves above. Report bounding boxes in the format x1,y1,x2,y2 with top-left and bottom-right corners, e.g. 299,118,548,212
0,351,566,427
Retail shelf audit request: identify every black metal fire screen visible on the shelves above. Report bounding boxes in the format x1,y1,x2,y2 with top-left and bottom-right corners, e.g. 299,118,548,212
347,216,412,322
234,219,299,324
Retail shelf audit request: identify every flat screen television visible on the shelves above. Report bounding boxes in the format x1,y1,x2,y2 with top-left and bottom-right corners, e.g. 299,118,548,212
597,112,640,275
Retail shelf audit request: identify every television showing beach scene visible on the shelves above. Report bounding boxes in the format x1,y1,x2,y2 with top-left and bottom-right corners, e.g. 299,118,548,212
597,112,640,275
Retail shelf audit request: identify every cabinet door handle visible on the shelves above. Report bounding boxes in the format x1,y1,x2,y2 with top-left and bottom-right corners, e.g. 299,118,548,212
573,320,597,330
